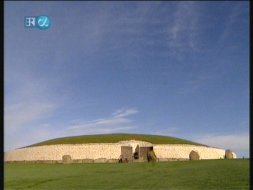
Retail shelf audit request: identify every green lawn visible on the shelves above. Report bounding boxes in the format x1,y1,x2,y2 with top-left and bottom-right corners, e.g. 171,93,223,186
4,160,249,190
25,133,204,148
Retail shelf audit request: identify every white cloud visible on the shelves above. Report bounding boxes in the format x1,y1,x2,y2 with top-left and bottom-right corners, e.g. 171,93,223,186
4,57,60,150
68,117,130,130
5,102,56,129
4,89,58,151
4,125,58,151
4,107,139,151
67,108,138,134
153,127,180,137
193,133,249,157
167,2,200,54
112,108,139,118
220,3,246,41
177,72,221,95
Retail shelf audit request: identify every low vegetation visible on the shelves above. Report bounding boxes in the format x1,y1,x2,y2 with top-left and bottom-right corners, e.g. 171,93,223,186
26,133,205,147
4,160,249,190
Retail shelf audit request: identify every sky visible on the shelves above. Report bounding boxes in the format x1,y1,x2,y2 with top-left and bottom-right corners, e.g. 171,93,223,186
4,1,249,158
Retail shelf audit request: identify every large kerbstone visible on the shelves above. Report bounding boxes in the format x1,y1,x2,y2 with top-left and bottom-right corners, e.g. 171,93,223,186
73,159,83,163
94,158,107,163
189,150,200,160
62,155,72,163
82,159,94,163
225,149,234,159
107,159,118,163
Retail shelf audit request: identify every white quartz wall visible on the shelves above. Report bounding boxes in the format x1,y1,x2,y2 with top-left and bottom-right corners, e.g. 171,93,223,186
154,144,236,160
4,143,237,162
5,144,122,161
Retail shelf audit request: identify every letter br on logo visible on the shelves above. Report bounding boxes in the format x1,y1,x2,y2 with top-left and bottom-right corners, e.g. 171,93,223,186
24,17,36,28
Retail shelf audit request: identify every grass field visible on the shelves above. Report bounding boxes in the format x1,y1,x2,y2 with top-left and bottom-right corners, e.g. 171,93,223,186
26,133,204,147
4,159,249,190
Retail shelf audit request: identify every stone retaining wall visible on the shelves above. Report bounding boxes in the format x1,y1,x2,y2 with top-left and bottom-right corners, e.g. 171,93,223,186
153,144,236,160
4,142,237,162
5,144,122,161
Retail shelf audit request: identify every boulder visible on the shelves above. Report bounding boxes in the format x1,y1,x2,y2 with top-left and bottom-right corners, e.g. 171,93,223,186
62,155,72,163
73,159,83,163
82,159,94,163
225,149,234,159
189,150,200,160
94,158,107,163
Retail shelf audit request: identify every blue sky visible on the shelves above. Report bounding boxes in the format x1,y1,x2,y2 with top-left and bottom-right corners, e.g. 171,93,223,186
4,1,249,157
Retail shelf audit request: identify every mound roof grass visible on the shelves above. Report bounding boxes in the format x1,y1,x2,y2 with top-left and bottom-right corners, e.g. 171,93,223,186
27,133,206,147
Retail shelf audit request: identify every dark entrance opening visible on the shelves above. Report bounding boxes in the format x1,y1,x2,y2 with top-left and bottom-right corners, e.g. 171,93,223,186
133,145,139,159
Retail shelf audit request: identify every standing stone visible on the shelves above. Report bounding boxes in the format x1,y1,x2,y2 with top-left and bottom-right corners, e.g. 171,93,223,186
189,150,200,160
225,149,234,159
62,155,72,163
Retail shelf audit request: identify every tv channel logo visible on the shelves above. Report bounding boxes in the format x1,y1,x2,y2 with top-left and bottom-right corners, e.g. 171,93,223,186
25,15,51,30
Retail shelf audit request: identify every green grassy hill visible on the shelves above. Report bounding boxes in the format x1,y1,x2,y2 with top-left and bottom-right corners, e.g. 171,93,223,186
26,133,206,147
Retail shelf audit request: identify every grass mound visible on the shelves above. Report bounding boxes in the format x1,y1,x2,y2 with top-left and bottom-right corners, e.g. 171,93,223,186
26,133,205,147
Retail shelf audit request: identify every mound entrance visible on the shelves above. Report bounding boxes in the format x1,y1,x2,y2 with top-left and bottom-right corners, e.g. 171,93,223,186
119,140,156,162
